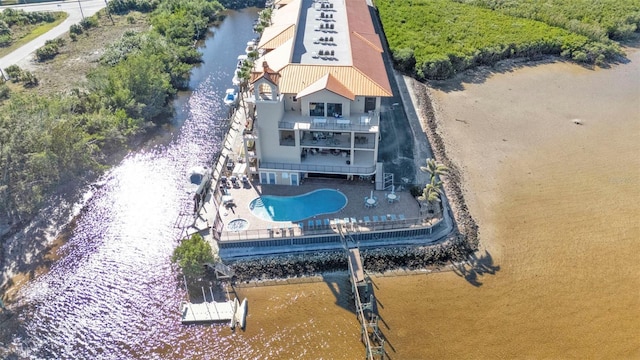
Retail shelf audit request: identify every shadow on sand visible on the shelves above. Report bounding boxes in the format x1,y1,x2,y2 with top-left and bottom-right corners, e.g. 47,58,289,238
451,250,500,287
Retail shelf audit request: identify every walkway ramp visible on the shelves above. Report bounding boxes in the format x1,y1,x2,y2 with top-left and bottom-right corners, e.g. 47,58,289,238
348,248,365,283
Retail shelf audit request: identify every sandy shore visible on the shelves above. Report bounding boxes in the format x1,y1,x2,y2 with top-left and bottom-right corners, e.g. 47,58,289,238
369,49,640,358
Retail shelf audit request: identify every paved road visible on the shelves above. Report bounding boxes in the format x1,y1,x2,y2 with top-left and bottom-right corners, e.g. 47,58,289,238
0,0,107,70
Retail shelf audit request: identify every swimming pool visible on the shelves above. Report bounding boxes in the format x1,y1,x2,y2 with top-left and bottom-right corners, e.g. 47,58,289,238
249,189,347,222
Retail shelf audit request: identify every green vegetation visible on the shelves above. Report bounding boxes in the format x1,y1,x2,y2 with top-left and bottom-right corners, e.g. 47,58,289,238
35,38,64,61
453,0,640,41
3,65,38,87
418,158,448,206
0,0,226,222
0,9,67,57
377,0,626,79
253,7,272,34
171,233,214,277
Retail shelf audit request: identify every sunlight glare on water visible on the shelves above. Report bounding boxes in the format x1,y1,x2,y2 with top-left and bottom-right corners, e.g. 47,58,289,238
7,9,265,359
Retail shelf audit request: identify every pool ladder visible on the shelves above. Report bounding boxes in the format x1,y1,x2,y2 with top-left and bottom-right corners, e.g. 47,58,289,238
253,198,264,207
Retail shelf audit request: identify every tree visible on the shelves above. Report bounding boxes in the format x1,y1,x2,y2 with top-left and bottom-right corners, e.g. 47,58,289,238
171,233,214,277
419,158,447,215
420,157,449,179
419,176,443,203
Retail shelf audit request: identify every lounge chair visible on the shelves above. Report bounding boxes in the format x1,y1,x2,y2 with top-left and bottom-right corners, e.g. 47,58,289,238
308,220,314,230
316,219,323,228
372,215,379,222
390,214,397,221
364,216,371,224
398,214,406,221
380,215,387,222
324,219,331,227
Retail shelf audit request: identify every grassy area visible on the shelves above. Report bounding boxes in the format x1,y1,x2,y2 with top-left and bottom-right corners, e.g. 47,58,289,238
19,10,149,95
0,12,68,58
453,0,640,40
377,0,623,79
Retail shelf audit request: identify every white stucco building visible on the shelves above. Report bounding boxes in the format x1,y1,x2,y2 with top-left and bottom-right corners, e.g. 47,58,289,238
244,0,392,185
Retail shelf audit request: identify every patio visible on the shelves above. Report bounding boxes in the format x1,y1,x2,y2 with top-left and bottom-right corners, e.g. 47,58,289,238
212,176,438,242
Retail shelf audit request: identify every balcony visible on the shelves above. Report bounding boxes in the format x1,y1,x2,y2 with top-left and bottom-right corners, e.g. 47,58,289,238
259,161,376,175
260,150,376,175
278,111,379,133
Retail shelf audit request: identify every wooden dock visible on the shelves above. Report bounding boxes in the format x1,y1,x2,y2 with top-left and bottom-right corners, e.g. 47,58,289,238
340,225,386,360
181,299,235,324
180,286,247,327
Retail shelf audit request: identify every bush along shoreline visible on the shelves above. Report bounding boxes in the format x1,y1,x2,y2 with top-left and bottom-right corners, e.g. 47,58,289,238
0,0,244,230
377,0,635,80
0,0,266,288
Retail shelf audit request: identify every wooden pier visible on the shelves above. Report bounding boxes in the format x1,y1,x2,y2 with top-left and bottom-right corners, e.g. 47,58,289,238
180,286,247,328
339,225,386,360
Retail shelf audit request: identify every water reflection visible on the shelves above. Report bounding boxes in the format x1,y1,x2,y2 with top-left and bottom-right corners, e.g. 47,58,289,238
7,9,260,359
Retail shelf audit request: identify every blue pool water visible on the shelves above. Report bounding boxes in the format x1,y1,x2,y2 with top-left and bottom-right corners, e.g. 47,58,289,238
249,189,347,222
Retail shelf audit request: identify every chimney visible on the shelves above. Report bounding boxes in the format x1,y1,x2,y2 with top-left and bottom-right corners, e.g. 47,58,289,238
262,61,269,72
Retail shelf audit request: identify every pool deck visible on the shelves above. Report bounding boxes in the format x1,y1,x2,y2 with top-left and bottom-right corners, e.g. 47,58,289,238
189,174,438,242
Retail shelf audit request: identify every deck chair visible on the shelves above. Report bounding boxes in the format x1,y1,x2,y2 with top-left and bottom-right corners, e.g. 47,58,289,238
364,216,371,225
398,214,406,221
308,220,314,230
316,219,323,228
372,215,379,222
390,214,397,221
380,215,387,222
324,219,331,227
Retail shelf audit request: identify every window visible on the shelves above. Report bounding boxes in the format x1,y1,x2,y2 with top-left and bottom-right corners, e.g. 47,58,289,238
327,103,342,117
309,102,324,117
364,97,376,112
292,96,297,102
279,130,295,146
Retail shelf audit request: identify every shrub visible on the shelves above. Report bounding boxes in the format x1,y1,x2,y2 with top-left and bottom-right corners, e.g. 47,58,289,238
0,33,11,47
70,23,83,35
0,19,11,36
4,64,22,82
21,71,38,87
0,83,10,100
392,47,416,74
81,16,98,30
36,43,59,61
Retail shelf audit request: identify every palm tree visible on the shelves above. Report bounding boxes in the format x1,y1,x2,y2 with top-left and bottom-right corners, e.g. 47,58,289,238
418,177,443,203
420,158,448,180
418,177,443,216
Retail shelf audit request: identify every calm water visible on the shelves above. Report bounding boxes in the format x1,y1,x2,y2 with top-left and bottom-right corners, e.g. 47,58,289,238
2,9,284,359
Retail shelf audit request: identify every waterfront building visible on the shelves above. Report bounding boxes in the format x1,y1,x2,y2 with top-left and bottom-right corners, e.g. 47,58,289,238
244,0,393,185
